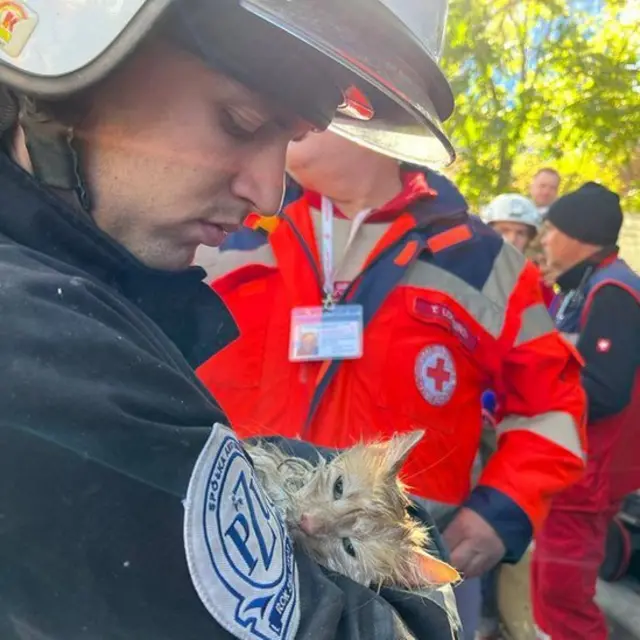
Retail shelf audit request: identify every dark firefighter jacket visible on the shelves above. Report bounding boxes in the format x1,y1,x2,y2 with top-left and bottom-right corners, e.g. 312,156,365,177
0,153,460,640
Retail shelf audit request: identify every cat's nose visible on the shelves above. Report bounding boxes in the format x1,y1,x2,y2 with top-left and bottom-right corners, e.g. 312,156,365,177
299,513,320,535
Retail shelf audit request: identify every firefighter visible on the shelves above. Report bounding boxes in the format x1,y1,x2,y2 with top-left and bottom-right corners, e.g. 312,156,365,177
533,182,640,639
0,0,463,637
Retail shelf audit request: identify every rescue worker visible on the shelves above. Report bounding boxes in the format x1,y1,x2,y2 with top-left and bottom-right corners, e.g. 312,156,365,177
533,182,640,639
197,130,587,599
0,0,464,638
482,194,541,254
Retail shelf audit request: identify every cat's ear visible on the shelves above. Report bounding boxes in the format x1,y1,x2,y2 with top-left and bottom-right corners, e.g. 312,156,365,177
408,549,461,587
384,430,425,476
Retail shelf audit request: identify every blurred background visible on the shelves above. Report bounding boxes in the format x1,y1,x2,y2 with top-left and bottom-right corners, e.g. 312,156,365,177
440,0,639,268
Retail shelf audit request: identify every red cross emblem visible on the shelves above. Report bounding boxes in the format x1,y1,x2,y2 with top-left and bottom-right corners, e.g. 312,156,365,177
415,345,457,406
427,358,451,392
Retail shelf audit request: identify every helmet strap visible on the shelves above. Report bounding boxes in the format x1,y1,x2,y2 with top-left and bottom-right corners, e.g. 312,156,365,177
18,95,92,214
0,86,18,146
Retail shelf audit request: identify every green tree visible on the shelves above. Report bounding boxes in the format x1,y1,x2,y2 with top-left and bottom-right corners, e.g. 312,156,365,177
440,0,640,210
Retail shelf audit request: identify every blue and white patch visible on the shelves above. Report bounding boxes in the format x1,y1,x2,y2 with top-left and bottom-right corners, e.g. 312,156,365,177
184,423,299,640
415,345,457,406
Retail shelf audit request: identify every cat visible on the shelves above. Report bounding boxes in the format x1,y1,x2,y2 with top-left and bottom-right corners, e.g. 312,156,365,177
244,430,460,591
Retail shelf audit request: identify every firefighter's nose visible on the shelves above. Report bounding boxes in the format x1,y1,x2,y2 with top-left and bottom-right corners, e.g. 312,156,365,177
231,143,287,215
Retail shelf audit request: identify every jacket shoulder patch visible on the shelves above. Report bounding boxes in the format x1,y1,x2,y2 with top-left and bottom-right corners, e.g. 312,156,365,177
184,423,300,640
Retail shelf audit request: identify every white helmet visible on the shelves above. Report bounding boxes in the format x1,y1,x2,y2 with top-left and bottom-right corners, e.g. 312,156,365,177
482,194,542,232
0,0,455,168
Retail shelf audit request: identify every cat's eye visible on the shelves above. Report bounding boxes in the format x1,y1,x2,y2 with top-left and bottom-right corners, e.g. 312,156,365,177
333,476,344,500
342,537,356,558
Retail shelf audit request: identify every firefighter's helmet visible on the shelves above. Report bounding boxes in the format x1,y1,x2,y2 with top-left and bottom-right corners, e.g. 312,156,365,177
0,0,455,167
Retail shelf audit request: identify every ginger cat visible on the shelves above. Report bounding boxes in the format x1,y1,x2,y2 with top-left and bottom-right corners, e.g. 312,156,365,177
245,430,460,590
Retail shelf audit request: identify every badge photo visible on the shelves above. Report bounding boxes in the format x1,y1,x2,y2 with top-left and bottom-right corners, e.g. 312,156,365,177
184,423,300,640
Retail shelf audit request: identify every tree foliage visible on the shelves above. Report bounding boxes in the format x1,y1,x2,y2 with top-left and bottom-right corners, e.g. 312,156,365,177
440,0,640,210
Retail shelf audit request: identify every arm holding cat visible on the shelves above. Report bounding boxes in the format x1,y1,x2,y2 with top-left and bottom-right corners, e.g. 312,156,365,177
0,275,459,640
246,434,463,640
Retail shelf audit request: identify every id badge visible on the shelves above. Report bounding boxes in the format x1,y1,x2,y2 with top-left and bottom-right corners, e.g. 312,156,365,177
289,305,363,362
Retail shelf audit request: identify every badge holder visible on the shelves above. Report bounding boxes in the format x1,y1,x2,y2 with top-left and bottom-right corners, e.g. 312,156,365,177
289,196,367,363
289,296,363,362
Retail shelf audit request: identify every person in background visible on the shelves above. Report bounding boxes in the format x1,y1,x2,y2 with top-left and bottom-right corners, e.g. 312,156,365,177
528,168,562,287
482,194,540,255
530,168,560,216
533,182,640,639
481,194,554,306
197,130,587,640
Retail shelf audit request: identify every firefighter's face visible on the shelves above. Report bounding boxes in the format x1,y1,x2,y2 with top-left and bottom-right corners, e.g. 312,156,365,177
78,40,310,270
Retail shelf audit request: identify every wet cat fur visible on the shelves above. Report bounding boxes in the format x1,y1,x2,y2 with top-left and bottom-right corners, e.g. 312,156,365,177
245,430,460,590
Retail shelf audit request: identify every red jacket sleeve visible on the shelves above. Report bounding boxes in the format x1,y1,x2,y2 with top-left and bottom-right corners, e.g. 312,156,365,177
477,262,587,530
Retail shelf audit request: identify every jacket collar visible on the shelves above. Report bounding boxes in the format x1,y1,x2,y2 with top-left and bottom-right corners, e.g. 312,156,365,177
292,166,468,226
301,168,438,222
0,153,238,365
556,247,619,293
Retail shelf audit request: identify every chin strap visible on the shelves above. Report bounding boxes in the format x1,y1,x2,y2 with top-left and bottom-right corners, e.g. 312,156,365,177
16,94,92,214
0,85,18,146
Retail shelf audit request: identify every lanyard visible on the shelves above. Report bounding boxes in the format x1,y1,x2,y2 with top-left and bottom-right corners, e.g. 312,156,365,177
554,290,575,323
320,196,371,308
554,267,599,323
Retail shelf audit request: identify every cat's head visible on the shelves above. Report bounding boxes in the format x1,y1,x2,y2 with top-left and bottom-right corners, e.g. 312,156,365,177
287,430,460,589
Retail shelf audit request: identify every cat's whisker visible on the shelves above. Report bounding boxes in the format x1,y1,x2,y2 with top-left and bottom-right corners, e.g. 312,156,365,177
399,445,460,484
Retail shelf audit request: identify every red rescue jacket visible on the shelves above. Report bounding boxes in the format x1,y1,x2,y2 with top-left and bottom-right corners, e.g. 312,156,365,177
197,170,587,559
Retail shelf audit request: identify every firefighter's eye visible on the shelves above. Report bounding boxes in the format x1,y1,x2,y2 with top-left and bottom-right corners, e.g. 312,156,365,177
220,109,260,140
333,476,344,500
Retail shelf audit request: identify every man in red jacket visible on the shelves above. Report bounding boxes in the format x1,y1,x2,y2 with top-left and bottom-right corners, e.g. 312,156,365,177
197,131,586,589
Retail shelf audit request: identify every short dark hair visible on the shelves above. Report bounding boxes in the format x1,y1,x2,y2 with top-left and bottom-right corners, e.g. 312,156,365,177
533,167,560,182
